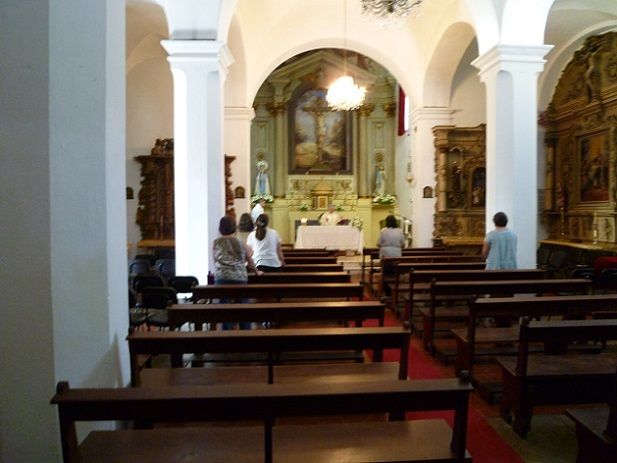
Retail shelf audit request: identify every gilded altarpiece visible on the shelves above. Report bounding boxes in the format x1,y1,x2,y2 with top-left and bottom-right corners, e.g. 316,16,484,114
542,32,617,246
135,139,236,245
432,125,486,247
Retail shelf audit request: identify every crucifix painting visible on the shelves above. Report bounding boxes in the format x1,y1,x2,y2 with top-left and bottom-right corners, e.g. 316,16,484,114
290,88,352,173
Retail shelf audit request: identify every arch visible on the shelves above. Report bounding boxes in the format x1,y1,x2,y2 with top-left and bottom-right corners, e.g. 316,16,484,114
423,21,476,107
501,0,555,46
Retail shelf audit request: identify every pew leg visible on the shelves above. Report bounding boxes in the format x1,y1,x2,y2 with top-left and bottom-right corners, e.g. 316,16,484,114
511,381,533,438
454,339,471,377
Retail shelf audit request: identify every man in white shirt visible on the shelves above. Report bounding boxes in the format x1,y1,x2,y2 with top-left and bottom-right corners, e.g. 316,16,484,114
251,198,266,222
319,203,341,226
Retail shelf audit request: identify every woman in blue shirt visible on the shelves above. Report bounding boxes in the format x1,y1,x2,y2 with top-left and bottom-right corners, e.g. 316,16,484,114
482,212,517,269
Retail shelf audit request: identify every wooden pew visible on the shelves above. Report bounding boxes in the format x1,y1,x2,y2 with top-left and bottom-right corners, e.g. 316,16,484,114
247,271,350,284
497,318,617,438
394,268,546,320
282,249,336,256
279,263,344,272
168,300,385,329
421,278,593,355
566,366,617,463
192,282,364,303
378,255,485,297
51,377,473,463
283,256,338,264
453,294,617,401
366,250,465,294
128,326,411,387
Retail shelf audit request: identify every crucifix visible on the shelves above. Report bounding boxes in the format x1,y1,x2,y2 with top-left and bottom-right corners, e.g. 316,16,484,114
302,95,330,166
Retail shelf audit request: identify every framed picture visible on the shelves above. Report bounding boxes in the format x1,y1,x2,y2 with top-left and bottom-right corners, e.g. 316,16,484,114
289,87,352,174
314,195,329,210
578,131,609,202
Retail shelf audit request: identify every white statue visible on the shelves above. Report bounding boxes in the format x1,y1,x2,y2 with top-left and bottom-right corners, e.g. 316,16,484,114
254,160,271,196
374,164,386,197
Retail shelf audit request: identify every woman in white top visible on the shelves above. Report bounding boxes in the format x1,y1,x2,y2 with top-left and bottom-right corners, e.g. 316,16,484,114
246,214,285,272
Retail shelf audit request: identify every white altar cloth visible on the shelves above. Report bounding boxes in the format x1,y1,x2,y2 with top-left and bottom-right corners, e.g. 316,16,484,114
294,225,364,253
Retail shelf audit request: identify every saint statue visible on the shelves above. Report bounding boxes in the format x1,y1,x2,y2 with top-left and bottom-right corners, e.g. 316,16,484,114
374,164,386,197
254,160,271,196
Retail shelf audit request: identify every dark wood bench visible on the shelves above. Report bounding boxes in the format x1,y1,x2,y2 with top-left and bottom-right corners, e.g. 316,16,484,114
192,282,364,303
497,318,617,438
280,263,344,272
51,377,473,463
247,271,350,284
128,326,411,387
454,294,617,376
168,300,386,329
378,255,485,297
421,278,593,355
283,249,336,256
362,247,455,291
566,366,617,463
395,268,546,321
283,256,338,264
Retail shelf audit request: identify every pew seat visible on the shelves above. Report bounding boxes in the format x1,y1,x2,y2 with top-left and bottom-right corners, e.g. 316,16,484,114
52,379,473,463
496,319,617,438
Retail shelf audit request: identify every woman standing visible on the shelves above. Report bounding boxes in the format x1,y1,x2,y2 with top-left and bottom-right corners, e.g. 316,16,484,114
377,214,405,258
247,214,285,272
236,213,254,243
377,214,405,299
212,216,260,329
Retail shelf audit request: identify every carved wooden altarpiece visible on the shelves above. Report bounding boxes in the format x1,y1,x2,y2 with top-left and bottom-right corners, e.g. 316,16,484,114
432,125,486,244
541,32,617,245
136,138,175,241
135,138,236,242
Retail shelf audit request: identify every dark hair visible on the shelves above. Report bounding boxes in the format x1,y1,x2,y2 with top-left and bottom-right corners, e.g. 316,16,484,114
218,215,236,235
238,213,254,232
255,213,269,241
385,215,398,228
493,212,508,227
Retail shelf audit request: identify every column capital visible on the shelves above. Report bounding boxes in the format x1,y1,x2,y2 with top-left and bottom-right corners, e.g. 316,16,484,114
161,39,234,73
472,44,553,79
410,107,453,125
225,106,255,121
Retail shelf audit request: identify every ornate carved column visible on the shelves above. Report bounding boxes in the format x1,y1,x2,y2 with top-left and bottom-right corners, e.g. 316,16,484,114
433,129,451,213
357,103,375,197
266,101,286,197
543,135,556,211
267,78,289,197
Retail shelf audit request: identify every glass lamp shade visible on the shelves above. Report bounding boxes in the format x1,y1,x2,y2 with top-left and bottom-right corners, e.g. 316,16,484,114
326,75,366,111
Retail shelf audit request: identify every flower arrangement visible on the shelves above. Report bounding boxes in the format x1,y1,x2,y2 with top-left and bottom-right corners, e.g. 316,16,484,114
251,193,274,204
298,202,309,211
372,194,397,205
351,216,364,230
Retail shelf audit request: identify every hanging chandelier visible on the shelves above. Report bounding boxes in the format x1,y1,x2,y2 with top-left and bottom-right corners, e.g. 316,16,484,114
361,0,423,26
326,0,366,111
326,75,366,111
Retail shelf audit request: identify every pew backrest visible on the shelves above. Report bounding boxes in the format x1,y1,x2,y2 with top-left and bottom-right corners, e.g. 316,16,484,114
192,282,364,302
168,300,386,328
51,377,473,463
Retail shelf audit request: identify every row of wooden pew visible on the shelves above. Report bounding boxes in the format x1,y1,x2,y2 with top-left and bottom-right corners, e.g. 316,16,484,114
52,262,477,463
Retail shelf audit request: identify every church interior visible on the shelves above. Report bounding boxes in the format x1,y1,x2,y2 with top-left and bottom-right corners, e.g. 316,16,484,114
3,0,617,461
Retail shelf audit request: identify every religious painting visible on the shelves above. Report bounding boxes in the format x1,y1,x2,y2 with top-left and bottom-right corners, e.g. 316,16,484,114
289,88,352,174
579,131,609,202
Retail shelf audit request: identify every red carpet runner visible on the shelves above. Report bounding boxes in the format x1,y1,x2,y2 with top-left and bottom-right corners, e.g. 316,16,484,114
379,312,523,463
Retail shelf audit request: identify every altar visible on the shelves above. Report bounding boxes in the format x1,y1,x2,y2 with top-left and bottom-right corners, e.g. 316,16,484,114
294,225,364,253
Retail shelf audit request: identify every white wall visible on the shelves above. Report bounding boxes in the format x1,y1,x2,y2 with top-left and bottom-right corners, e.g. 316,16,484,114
1,1,129,461
450,40,486,126
126,56,173,255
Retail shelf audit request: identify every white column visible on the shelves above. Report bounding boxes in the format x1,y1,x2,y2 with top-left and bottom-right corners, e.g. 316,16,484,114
162,40,233,283
410,108,454,247
472,45,552,269
225,106,255,214
2,0,127,460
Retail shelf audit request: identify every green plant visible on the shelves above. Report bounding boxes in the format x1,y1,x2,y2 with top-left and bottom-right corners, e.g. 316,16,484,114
251,193,274,204
372,194,397,205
